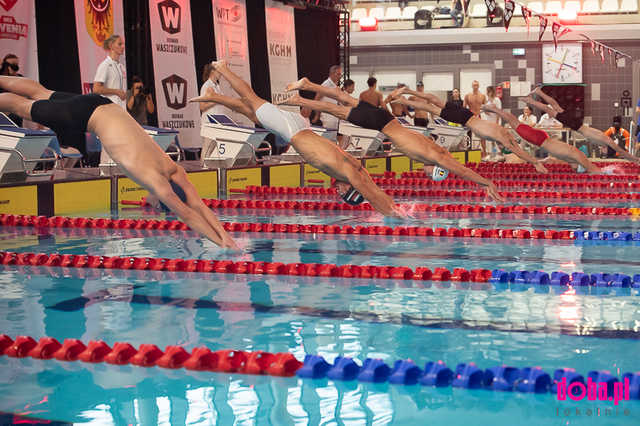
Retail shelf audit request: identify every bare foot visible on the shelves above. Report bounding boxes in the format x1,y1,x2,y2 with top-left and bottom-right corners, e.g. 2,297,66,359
274,93,302,106
211,59,227,71
285,77,309,92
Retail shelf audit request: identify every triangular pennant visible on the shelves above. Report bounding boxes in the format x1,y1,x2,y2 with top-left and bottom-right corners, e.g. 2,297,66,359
559,27,571,39
608,48,614,65
599,44,605,63
551,22,561,50
484,0,496,14
522,6,532,35
504,0,515,31
538,15,548,42
615,52,622,66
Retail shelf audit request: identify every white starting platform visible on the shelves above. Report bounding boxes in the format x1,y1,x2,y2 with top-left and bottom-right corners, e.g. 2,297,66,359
397,117,470,151
99,125,180,174
338,120,385,157
200,114,272,168
0,113,57,182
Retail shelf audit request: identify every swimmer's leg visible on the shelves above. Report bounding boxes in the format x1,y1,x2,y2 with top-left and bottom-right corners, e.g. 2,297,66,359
279,94,351,121
212,60,266,113
540,137,600,173
189,91,259,124
286,77,358,107
0,76,53,100
0,92,35,120
578,125,640,164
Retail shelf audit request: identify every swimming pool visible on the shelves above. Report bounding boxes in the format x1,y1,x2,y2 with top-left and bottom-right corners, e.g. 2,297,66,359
1,197,639,425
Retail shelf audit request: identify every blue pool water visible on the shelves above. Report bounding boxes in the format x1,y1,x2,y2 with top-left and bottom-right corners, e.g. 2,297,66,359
1,203,639,425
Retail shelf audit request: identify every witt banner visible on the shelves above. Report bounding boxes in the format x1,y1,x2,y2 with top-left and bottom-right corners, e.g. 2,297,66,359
212,0,251,125
0,0,38,80
74,0,126,94
264,0,298,110
149,0,200,148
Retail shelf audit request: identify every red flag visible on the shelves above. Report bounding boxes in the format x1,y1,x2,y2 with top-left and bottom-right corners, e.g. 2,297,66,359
608,48,614,64
463,0,471,15
538,15,547,42
484,0,496,14
504,0,515,31
522,6,532,35
599,44,605,63
559,27,571,39
552,22,561,50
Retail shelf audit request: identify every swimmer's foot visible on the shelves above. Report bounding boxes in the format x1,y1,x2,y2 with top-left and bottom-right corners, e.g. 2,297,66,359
210,59,228,71
285,77,309,92
275,94,302,106
519,96,535,105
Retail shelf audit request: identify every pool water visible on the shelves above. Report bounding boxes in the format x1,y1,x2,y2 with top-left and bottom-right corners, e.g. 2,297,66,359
1,202,639,425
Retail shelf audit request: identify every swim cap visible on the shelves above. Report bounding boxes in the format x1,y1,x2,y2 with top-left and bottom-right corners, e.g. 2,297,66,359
159,180,188,212
341,186,365,205
432,166,449,181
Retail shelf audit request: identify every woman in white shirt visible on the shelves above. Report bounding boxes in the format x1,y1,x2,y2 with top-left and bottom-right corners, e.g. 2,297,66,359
93,35,126,108
481,86,501,159
518,106,537,127
199,63,232,162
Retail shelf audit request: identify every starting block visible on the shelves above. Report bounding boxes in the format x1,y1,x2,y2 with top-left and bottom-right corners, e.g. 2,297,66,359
200,114,272,167
278,124,338,161
397,117,470,151
0,113,57,182
338,120,385,157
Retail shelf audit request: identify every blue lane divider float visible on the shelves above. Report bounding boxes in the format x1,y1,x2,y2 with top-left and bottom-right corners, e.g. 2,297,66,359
296,355,640,398
574,231,640,241
489,269,640,289
296,355,640,400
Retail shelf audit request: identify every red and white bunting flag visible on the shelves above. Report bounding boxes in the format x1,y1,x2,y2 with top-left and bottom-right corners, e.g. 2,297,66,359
538,15,547,41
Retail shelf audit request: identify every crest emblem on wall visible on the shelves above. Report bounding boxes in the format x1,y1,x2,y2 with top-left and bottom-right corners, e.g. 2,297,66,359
84,0,113,46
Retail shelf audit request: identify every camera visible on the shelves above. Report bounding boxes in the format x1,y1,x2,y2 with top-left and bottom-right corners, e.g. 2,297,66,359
142,87,151,95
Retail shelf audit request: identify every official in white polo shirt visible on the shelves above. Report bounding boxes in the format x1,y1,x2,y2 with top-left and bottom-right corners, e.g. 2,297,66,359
93,34,126,109
312,65,342,130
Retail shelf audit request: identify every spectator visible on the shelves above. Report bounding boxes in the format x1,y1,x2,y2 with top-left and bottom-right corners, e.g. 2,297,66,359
343,79,355,95
199,62,230,162
481,86,501,158
636,97,640,141
537,112,562,129
449,0,464,27
93,34,126,108
0,54,21,76
359,77,383,108
312,64,342,129
450,88,463,108
126,76,154,125
604,116,630,158
410,81,429,127
518,106,537,127
0,54,23,126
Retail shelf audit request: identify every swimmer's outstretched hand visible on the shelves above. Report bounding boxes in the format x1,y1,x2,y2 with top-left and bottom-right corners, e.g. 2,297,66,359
485,183,505,202
221,236,241,251
285,77,309,92
533,162,549,174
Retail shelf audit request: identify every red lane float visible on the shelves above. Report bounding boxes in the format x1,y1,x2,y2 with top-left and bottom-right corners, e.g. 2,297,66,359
0,334,302,377
0,250,494,283
0,213,623,240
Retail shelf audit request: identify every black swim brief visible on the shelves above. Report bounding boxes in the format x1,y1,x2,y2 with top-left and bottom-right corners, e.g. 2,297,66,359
414,117,429,127
346,100,395,131
439,101,474,126
555,109,583,131
31,92,112,139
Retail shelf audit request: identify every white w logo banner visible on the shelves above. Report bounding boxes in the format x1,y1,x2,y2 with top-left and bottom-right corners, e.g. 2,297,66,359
149,0,200,148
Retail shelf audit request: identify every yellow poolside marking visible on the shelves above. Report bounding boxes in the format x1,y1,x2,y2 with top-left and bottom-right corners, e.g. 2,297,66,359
364,157,387,174
118,177,148,209
187,170,218,199
0,185,37,215
303,164,331,187
451,151,466,164
227,167,262,191
390,156,410,174
54,180,110,215
270,164,301,188
467,150,482,163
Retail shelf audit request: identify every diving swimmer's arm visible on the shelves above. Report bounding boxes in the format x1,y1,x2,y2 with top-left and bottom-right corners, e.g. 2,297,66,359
500,130,549,173
424,144,505,202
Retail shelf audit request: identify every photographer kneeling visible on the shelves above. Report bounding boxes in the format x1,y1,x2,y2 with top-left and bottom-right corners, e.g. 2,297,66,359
126,76,155,125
